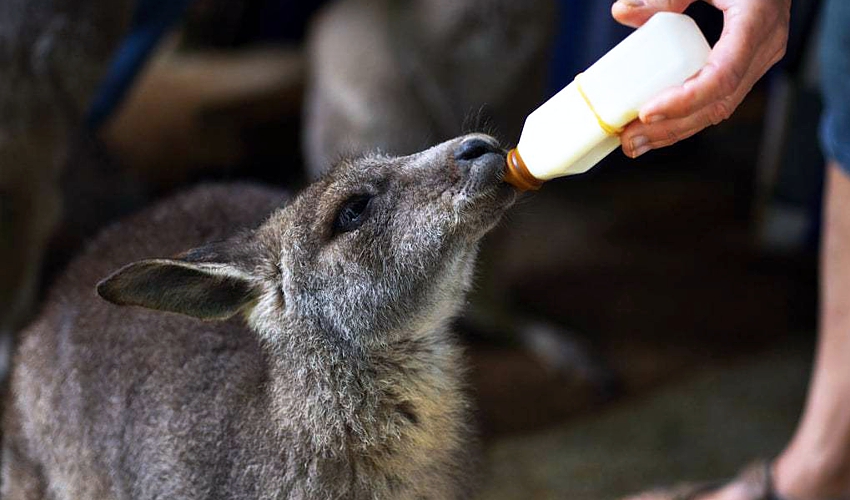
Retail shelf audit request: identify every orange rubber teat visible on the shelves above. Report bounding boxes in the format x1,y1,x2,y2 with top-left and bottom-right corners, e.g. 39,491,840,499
504,148,543,191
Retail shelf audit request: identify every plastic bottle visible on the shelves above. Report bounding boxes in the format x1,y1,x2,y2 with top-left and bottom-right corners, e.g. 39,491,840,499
504,12,711,191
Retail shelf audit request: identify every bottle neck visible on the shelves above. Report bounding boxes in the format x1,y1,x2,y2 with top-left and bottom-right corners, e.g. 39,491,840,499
504,148,543,191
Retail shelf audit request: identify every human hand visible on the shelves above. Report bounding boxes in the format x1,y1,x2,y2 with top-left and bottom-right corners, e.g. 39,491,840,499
611,0,790,157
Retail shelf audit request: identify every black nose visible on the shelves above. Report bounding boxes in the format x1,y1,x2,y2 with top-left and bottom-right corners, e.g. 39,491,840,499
454,137,500,161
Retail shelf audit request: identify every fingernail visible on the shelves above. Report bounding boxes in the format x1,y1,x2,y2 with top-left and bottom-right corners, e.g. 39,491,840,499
634,145,652,157
646,114,666,124
618,0,645,7
629,135,649,157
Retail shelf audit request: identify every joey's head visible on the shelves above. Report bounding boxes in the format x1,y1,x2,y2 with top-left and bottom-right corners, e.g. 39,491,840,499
97,134,516,346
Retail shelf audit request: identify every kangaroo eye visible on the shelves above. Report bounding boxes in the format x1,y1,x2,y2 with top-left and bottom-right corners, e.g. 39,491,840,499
333,195,373,235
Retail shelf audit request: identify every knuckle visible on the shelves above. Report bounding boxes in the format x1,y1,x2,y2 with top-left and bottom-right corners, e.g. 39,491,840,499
764,3,790,60
775,41,787,63
662,128,680,146
709,100,733,125
774,17,789,42
650,0,690,12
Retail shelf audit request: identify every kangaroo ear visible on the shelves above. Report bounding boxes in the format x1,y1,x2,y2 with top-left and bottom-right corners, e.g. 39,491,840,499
97,251,256,320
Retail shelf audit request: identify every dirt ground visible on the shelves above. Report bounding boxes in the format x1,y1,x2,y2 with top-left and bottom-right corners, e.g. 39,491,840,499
477,342,811,499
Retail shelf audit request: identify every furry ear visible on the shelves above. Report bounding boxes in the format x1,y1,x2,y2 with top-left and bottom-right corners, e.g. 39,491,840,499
97,257,256,320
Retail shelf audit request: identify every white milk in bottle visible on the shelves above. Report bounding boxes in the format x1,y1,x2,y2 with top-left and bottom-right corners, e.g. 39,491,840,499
504,12,711,190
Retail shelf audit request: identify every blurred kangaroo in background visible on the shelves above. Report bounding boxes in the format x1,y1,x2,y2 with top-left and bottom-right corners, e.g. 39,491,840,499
0,0,133,375
304,0,556,175
3,134,514,499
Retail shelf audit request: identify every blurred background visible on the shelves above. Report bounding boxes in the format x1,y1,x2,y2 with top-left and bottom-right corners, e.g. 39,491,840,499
0,0,829,497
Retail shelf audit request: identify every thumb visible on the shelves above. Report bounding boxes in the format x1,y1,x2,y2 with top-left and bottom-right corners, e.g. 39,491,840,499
611,0,696,28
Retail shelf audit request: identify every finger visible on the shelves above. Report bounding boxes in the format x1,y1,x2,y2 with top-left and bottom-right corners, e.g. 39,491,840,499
638,32,784,125
621,43,779,158
620,116,709,158
620,95,743,157
638,6,769,122
611,0,696,28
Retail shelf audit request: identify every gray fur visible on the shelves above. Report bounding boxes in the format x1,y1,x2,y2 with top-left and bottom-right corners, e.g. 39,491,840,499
2,134,515,499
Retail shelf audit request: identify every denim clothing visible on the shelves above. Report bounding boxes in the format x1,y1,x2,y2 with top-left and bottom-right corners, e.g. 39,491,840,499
819,0,850,170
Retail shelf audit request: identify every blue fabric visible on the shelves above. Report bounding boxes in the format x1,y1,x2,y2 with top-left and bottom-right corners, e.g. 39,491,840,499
86,0,193,130
818,0,850,171
548,0,631,96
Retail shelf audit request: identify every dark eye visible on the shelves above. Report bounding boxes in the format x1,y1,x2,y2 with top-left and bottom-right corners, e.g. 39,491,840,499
333,195,373,234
